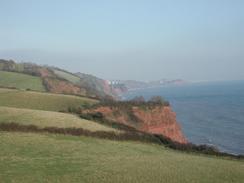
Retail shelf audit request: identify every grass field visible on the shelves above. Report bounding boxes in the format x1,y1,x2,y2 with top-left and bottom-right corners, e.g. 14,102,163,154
0,88,97,111
1,70,243,183
0,71,45,91
0,106,118,132
53,69,80,84
0,132,243,183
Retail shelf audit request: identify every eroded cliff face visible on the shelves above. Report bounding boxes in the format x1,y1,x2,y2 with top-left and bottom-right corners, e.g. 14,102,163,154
83,105,187,144
132,106,187,144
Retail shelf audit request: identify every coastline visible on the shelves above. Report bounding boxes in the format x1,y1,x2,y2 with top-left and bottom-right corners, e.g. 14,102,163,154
121,81,244,155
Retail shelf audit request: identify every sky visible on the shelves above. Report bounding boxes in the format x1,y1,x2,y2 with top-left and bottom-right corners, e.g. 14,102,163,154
0,0,243,81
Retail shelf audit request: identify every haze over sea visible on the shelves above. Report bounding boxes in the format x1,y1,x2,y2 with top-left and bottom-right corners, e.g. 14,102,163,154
124,80,244,155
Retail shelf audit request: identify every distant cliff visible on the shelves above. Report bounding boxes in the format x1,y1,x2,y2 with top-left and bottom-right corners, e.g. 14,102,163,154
109,79,188,92
0,59,119,99
82,101,187,144
75,72,127,99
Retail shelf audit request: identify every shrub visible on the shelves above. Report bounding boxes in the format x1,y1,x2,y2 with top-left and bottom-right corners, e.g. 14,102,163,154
147,96,169,106
131,96,145,103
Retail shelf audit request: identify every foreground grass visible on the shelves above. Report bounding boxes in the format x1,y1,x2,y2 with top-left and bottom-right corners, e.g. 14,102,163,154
0,71,45,91
0,88,97,111
0,106,117,133
0,132,243,183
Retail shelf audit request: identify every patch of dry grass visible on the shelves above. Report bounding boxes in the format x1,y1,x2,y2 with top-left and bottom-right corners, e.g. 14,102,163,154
0,106,118,133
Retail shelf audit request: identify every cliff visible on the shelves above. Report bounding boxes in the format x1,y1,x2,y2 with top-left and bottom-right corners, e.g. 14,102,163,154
0,59,118,99
82,103,187,144
75,72,125,99
109,79,188,92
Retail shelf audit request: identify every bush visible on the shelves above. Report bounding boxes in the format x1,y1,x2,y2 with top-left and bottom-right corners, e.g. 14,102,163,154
68,107,81,114
131,96,145,103
149,96,165,104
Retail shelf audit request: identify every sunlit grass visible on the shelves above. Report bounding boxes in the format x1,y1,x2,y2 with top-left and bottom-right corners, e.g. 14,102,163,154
0,106,118,133
0,88,97,111
0,132,243,183
53,69,80,84
0,71,45,91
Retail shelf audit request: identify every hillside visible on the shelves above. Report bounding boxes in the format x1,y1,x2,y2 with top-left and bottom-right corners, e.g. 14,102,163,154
0,106,118,132
0,71,45,91
109,79,187,91
0,132,243,183
0,59,243,182
0,59,118,99
0,88,97,111
75,72,119,98
53,69,81,84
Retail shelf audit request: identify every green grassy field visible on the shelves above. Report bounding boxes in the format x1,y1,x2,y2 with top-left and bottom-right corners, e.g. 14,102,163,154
0,71,45,91
53,69,80,84
0,88,97,111
0,106,118,132
0,71,243,183
0,132,243,183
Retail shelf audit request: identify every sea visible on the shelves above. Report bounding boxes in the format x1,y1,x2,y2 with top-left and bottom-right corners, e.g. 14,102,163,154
123,80,244,155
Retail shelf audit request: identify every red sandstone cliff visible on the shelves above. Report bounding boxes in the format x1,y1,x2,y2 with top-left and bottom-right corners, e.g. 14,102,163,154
83,105,187,144
132,106,187,144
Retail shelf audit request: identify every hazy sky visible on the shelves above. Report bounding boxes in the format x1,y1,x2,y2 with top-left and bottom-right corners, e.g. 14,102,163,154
0,0,243,81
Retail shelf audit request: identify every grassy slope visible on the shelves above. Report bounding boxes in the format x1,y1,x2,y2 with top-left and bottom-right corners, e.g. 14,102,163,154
0,71,45,91
0,69,243,182
0,88,97,111
53,69,80,84
0,132,243,183
0,106,118,132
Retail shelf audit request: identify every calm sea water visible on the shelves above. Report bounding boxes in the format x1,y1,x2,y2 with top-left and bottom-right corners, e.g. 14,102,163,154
123,81,244,155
